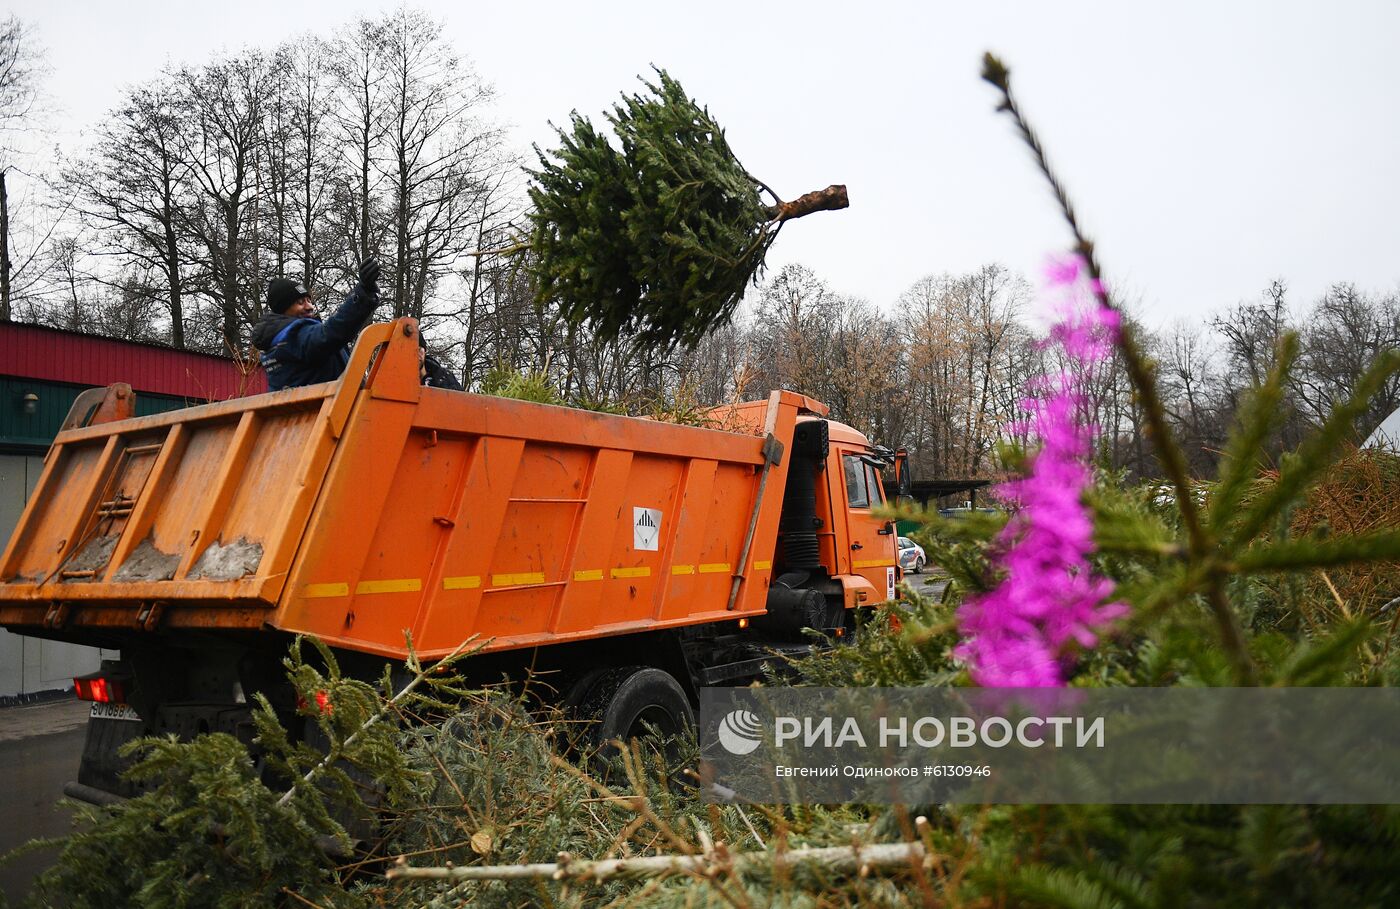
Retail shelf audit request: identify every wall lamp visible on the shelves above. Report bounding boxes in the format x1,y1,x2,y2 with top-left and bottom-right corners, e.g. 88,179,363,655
21,391,38,415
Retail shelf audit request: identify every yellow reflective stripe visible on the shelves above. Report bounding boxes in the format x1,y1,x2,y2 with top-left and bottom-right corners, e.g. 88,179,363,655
698,562,731,574
574,569,604,582
442,576,481,590
492,572,546,587
355,578,422,595
671,564,696,575
752,560,772,571
852,560,896,570
611,567,650,579
303,582,349,599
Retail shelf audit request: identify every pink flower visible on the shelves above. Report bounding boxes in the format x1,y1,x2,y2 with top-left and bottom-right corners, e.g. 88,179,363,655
955,255,1127,687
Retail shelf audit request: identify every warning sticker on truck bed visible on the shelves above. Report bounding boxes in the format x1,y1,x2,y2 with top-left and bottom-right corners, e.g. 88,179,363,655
634,507,662,551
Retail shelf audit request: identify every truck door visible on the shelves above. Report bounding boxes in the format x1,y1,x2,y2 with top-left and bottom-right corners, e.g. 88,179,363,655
837,450,896,603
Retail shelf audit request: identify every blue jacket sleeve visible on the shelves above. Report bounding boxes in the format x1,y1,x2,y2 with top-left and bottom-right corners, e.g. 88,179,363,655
287,280,380,362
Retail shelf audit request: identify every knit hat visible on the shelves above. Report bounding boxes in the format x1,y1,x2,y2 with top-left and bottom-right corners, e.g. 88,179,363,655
267,278,310,314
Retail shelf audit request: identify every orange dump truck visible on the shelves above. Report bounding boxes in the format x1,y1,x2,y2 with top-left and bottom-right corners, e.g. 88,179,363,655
0,319,904,799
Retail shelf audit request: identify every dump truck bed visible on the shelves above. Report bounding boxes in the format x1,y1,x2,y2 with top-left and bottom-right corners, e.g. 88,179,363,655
0,321,821,660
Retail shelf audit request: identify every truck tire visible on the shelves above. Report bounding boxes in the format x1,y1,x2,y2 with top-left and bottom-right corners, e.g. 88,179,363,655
303,718,380,845
570,666,694,761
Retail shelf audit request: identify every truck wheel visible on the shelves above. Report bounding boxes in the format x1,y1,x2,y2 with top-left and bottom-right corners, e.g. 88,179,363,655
303,718,381,845
570,666,694,764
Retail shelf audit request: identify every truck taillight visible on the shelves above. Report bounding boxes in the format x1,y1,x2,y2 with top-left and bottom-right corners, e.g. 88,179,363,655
296,689,334,715
74,674,126,704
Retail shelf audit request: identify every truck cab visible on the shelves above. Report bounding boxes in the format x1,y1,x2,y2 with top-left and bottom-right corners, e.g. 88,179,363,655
825,421,899,607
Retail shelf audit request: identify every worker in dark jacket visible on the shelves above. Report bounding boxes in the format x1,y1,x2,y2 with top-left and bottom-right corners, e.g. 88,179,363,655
418,331,464,390
252,258,381,391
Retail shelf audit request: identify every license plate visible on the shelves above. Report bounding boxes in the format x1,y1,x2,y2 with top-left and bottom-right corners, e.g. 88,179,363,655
89,702,140,722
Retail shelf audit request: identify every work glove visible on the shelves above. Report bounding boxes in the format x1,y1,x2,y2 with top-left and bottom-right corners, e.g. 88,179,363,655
358,257,381,287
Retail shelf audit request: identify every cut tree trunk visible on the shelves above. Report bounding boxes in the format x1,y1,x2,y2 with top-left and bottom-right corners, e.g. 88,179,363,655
768,184,849,223
386,839,929,884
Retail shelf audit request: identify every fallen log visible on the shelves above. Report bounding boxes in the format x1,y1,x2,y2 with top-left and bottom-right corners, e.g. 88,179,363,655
386,837,930,884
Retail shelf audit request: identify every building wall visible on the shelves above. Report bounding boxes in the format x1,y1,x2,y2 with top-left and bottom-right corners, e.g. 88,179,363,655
2,377,200,451
0,321,265,400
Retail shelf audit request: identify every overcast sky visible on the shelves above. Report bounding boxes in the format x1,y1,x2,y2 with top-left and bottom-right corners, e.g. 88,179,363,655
10,0,1400,327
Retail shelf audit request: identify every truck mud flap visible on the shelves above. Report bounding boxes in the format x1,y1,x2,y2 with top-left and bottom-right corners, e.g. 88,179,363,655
63,780,125,807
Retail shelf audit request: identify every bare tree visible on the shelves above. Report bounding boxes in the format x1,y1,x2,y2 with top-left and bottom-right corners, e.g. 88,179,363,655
327,17,388,273
962,264,1030,474
178,52,274,350
824,295,906,446
1214,278,1291,389
896,267,1030,480
674,319,749,406
1212,279,1305,454
64,81,194,346
1156,320,1227,474
1295,283,1400,437
0,15,47,320
257,55,293,284
376,8,502,320
749,263,841,398
897,273,964,477
280,35,338,288
451,171,525,387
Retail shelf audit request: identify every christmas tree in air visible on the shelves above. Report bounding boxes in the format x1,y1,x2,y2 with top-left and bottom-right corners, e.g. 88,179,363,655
528,69,848,351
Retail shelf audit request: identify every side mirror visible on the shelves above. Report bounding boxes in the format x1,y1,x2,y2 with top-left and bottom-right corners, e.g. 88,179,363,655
894,448,912,497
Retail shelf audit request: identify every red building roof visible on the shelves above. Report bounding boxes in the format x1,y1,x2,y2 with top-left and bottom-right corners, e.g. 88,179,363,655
0,321,266,399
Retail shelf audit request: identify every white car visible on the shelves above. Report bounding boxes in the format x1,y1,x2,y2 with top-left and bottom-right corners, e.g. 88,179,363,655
897,536,926,573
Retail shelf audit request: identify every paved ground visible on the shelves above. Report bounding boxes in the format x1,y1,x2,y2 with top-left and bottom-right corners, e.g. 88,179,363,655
0,697,88,905
914,573,949,600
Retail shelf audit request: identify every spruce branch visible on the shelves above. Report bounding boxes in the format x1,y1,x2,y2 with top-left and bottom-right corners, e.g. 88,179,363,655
276,634,479,810
979,53,1199,537
1227,349,1400,550
1096,539,1188,559
982,52,1255,684
1276,618,1373,686
1233,530,1400,574
1208,333,1300,536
